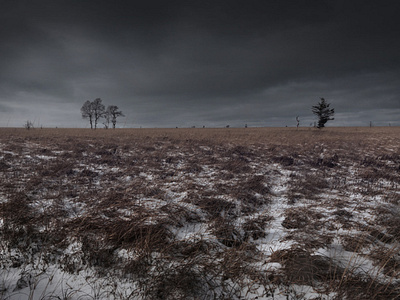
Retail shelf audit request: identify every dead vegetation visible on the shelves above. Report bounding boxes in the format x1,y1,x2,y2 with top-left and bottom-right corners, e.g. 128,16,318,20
0,127,400,299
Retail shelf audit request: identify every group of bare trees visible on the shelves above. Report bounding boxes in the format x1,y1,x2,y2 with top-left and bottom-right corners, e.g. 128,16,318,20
81,98,124,129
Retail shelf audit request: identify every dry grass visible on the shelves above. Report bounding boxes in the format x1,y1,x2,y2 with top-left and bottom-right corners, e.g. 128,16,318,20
0,126,400,299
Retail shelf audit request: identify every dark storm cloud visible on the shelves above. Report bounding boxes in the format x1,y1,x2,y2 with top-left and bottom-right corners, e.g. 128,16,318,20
0,0,399,127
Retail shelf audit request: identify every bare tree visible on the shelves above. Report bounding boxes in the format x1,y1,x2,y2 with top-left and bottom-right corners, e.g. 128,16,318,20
81,98,106,129
81,100,94,129
107,105,125,129
103,109,111,129
92,98,105,129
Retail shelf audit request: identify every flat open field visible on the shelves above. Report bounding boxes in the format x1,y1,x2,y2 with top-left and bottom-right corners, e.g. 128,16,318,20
1,127,400,299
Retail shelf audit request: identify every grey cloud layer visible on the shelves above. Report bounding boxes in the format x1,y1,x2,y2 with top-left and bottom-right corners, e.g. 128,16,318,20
0,1,399,127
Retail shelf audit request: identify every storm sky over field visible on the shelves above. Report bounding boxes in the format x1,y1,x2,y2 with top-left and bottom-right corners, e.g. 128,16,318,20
1,1,399,128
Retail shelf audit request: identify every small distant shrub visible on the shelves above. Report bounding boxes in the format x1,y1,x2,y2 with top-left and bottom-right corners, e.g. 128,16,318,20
24,120,34,130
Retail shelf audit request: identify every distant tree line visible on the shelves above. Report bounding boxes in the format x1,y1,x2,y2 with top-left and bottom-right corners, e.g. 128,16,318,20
81,98,124,129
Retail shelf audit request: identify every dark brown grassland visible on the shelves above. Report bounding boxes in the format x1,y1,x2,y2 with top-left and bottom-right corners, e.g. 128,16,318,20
0,127,399,299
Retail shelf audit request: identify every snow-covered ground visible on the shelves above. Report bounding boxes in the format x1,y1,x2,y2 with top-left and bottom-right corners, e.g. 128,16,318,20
0,127,399,299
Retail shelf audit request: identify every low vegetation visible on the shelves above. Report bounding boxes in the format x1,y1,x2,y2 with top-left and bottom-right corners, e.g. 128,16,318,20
0,127,399,299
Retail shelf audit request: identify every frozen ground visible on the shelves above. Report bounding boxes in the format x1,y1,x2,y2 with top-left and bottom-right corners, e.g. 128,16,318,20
0,127,399,299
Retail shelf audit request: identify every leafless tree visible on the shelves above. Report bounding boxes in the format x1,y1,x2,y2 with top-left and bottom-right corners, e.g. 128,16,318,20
81,100,94,129
103,109,111,129
81,98,106,129
92,98,105,129
106,105,125,129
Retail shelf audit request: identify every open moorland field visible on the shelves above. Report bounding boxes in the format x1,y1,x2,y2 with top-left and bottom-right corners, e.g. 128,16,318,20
0,127,400,299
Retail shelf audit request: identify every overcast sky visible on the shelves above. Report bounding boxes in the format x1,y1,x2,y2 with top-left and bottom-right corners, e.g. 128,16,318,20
1,0,399,128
